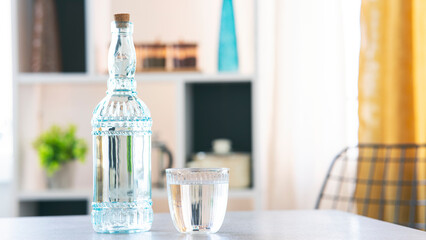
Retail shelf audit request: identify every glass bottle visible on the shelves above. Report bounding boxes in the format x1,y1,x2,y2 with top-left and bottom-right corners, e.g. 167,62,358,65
91,14,153,233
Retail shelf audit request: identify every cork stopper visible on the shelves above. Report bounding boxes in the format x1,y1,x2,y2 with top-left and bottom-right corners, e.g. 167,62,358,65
114,13,130,22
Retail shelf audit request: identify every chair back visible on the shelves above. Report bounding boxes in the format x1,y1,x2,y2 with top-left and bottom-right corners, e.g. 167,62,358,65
315,144,426,230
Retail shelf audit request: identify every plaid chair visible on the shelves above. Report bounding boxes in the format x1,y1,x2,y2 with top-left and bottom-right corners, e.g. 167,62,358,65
315,144,426,230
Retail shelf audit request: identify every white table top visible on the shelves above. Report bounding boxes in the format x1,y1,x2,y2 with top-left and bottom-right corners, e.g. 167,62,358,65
0,210,424,240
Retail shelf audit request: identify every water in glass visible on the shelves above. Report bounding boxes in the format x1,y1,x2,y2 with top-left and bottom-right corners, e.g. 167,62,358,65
166,168,229,234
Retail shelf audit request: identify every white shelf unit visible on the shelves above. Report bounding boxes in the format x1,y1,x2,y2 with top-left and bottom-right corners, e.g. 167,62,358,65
11,0,261,216
18,189,92,201
17,73,254,84
17,187,258,216
18,188,257,202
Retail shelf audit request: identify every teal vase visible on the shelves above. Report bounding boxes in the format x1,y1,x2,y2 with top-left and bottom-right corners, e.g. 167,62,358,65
218,0,239,72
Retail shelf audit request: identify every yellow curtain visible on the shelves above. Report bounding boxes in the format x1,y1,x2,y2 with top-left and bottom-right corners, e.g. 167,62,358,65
358,0,426,229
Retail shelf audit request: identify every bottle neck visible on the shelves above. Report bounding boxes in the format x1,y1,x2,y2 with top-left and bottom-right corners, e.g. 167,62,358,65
107,21,137,94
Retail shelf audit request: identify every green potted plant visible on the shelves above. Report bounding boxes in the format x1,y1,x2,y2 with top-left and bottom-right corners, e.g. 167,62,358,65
33,125,87,189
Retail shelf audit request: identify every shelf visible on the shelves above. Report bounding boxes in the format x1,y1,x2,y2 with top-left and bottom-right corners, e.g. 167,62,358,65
18,189,92,201
178,73,253,83
229,189,258,198
17,73,100,84
17,73,254,84
18,188,256,201
153,188,256,199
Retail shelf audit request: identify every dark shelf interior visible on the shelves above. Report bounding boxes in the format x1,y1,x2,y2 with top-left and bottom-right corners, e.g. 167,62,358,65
188,82,252,155
55,0,86,72
19,200,88,216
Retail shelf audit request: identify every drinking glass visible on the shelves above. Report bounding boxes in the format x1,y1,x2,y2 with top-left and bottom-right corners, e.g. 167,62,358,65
166,168,229,234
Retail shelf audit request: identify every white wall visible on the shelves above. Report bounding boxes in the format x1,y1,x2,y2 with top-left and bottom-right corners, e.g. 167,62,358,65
0,183,13,217
0,0,13,217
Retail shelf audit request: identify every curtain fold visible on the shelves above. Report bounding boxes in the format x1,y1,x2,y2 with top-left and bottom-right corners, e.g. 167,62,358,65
357,0,426,228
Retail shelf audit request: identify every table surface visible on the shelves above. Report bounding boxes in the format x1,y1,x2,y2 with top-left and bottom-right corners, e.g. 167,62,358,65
0,210,425,240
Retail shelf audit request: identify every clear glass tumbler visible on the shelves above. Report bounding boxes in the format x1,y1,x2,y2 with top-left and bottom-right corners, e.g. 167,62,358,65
166,168,229,234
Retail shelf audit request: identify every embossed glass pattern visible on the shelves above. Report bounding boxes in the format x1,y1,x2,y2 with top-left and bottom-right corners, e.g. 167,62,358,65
166,168,229,234
91,20,153,233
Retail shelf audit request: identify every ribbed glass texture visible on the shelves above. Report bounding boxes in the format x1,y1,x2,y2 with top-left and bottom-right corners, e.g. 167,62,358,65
91,20,153,233
166,168,229,233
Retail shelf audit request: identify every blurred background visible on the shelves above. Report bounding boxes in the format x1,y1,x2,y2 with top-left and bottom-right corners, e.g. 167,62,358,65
2,0,421,222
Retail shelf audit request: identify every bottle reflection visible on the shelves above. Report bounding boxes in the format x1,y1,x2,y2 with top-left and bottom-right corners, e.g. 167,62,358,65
179,234,225,240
